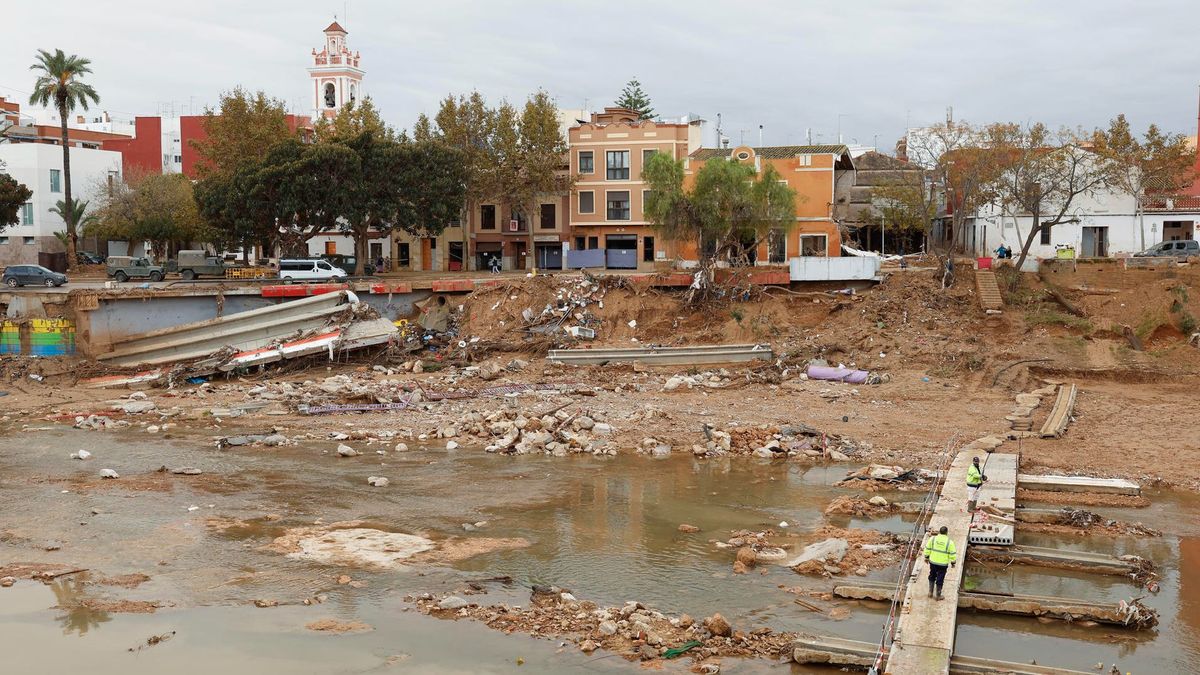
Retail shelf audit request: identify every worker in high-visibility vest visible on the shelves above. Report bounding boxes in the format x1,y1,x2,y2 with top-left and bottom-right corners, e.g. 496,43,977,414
966,456,987,511
923,525,957,600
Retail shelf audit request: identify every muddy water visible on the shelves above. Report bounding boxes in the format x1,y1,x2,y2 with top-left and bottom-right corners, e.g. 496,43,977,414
1,426,1198,673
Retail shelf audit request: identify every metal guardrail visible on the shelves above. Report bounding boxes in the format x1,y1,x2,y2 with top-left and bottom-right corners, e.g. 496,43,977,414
95,290,356,367
547,343,772,366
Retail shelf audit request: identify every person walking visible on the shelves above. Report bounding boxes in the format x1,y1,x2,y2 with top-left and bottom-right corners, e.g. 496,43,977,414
924,525,957,600
967,456,986,511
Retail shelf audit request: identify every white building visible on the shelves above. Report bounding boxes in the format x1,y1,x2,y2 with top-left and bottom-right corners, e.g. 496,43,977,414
962,187,1199,265
0,142,122,266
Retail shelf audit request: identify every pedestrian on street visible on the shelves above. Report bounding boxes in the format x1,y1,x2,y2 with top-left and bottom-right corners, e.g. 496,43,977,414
924,525,957,600
489,255,501,275
967,456,987,511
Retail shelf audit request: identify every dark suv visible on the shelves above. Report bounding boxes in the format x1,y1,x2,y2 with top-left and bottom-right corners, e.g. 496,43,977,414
3,265,68,288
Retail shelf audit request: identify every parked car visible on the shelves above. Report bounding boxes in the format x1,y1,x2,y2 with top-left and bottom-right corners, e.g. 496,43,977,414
106,256,165,283
278,258,347,281
167,249,227,280
3,264,68,288
76,251,105,265
320,254,375,276
1133,240,1200,258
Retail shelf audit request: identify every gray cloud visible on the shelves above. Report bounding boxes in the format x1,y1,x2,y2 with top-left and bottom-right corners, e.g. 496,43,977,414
3,0,1197,149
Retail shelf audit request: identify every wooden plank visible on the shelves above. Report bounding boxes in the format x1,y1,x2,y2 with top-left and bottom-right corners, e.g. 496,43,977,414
1018,474,1140,496
1039,384,1077,438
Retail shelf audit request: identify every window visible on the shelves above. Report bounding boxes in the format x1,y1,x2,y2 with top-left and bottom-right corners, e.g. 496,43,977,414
578,151,594,174
50,169,61,193
22,203,33,225
0,237,8,245
587,236,599,249
643,236,655,262
642,189,652,215
800,235,828,257
798,155,813,167
429,237,436,249
23,236,35,245
574,236,586,250
642,149,658,168
174,155,182,163
324,83,336,108
324,241,336,255
606,191,630,220
1040,224,1051,245
398,243,411,267
606,150,630,180
480,204,496,229
578,191,594,214
539,203,556,229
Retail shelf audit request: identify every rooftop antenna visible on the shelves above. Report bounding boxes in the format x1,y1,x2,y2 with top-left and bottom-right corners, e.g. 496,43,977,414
758,124,763,147
715,112,722,147
806,127,812,144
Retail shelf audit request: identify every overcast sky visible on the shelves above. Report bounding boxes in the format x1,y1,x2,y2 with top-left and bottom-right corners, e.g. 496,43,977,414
3,0,1198,151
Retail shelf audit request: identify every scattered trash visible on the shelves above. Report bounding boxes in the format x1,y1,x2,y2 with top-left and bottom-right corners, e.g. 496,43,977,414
70,450,92,460
367,476,389,487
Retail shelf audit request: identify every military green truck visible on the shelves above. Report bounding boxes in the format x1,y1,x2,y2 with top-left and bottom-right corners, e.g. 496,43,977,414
168,249,227,280
106,256,165,283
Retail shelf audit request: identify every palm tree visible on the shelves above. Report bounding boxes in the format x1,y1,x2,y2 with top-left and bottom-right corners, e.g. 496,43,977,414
30,49,100,272
50,199,94,253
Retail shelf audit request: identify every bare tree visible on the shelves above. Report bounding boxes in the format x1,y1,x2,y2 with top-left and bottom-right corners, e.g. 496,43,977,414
986,124,1115,271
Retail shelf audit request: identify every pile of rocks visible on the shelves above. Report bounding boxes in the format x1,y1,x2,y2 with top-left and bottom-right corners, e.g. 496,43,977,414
414,589,797,664
691,423,863,460
713,529,790,573
74,415,130,430
437,407,616,456
661,369,734,392
1004,384,1057,435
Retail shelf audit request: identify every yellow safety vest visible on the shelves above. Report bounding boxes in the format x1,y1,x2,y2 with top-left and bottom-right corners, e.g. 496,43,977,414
924,534,957,565
966,464,983,487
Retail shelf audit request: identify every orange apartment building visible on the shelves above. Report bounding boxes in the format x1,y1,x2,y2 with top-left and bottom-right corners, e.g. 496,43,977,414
567,107,704,270
686,144,855,261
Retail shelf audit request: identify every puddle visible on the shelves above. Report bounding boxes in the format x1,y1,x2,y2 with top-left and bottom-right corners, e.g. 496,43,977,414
2,427,1198,671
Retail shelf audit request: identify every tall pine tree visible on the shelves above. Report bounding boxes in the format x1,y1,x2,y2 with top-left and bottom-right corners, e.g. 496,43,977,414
615,78,655,120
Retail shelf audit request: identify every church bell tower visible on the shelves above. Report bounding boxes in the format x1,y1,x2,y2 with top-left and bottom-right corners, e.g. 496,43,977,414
308,19,365,120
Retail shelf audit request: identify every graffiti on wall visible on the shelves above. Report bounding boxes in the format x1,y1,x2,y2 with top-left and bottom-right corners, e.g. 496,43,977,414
0,318,77,356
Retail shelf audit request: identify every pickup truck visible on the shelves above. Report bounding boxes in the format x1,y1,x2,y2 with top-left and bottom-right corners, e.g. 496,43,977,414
168,249,227,280
106,256,165,283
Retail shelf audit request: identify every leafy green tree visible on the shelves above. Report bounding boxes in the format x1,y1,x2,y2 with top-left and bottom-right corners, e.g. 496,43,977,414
191,88,294,179
615,78,654,120
491,90,573,232
1093,114,1197,250
0,168,33,230
315,99,468,274
29,48,100,270
643,153,796,298
93,174,211,259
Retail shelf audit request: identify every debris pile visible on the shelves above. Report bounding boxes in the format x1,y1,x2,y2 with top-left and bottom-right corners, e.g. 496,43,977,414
787,527,901,577
414,587,798,664
824,495,896,517
837,464,935,491
692,423,864,460
713,529,790,573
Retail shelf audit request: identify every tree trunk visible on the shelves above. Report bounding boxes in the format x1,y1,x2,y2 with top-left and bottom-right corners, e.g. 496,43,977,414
353,224,368,276
1013,206,1041,273
58,99,78,272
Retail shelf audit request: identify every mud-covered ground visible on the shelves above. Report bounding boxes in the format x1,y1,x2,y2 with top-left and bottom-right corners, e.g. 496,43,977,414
3,266,1200,672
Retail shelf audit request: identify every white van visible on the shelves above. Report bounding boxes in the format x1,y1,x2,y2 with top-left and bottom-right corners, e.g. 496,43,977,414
278,259,347,281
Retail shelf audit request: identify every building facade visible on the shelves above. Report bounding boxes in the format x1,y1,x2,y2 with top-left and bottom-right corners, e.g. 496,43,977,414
567,107,704,270
0,141,122,265
686,144,854,261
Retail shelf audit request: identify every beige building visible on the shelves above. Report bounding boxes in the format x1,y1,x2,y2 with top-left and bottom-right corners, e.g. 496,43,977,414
567,107,704,270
